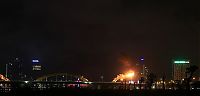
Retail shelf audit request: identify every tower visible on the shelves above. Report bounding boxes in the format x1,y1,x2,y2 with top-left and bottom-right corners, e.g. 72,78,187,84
32,59,41,71
9,57,23,81
32,59,42,80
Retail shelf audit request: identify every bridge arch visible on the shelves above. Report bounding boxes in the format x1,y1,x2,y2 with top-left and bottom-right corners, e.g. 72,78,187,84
0,74,10,81
36,73,89,82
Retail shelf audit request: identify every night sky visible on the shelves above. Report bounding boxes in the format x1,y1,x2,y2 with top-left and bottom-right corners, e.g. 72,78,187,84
0,0,199,81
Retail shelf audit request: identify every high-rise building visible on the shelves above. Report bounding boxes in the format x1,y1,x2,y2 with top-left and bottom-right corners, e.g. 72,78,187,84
32,59,42,80
172,60,190,80
32,59,42,71
9,57,24,81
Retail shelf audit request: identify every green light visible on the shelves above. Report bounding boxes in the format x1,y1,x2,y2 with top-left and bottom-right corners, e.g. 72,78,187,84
174,61,189,64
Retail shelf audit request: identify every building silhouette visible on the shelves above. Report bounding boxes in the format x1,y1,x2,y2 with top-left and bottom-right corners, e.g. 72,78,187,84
8,57,24,81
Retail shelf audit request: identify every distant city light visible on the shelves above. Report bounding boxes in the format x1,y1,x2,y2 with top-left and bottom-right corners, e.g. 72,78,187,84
32,60,39,63
174,61,189,64
140,58,144,61
24,81,29,83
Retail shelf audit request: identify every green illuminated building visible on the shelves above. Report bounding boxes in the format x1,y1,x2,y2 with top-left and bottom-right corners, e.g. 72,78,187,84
172,60,190,80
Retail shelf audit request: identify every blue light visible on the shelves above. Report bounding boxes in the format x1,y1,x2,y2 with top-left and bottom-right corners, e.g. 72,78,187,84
32,60,39,63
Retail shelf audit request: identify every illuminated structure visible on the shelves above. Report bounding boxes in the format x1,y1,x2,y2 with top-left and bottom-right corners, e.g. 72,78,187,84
172,60,190,80
36,73,89,82
32,59,43,80
32,59,41,71
112,70,135,82
0,74,10,81
136,57,147,78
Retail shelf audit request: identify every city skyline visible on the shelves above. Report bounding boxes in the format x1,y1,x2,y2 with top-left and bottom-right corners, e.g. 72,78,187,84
0,0,199,81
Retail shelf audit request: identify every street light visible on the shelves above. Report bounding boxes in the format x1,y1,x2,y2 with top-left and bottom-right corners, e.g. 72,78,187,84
5,63,12,78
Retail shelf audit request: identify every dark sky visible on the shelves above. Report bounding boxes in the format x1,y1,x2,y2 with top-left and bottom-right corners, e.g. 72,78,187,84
0,0,199,81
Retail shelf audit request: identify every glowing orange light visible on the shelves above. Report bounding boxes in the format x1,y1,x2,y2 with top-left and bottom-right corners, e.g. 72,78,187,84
112,70,135,82
125,72,135,78
0,74,10,81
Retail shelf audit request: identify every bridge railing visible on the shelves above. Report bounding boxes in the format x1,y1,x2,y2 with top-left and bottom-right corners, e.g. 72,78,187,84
0,81,148,92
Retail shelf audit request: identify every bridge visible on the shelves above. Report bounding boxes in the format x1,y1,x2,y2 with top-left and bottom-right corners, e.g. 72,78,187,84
36,73,89,82
0,74,9,81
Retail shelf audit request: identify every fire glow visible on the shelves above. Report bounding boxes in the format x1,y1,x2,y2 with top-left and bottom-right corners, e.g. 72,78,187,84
112,70,135,82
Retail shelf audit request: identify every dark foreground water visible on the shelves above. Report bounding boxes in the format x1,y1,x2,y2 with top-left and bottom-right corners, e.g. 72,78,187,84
1,88,200,96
